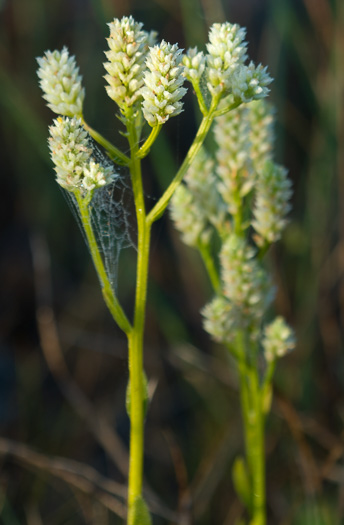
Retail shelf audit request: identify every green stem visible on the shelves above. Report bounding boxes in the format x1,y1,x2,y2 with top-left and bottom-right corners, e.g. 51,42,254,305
236,334,266,525
233,187,244,236
137,124,162,159
74,191,132,336
198,240,221,292
82,119,130,166
126,119,152,524
192,80,208,116
146,105,217,226
212,97,242,118
247,366,265,524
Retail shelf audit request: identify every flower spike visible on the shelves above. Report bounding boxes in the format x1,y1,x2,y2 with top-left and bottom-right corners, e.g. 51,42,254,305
141,40,187,126
37,47,85,118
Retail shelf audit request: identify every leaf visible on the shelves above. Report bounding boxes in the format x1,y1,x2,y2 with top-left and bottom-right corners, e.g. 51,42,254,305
130,496,152,525
232,456,252,511
126,371,149,419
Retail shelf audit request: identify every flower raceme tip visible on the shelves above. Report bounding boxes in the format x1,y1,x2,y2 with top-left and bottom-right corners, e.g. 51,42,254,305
104,16,157,111
141,40,187,126
37,47,85,118
48,117,116,193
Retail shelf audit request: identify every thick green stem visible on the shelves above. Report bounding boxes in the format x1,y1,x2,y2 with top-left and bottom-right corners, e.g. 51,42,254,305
74,191,132,336
126,120,151,524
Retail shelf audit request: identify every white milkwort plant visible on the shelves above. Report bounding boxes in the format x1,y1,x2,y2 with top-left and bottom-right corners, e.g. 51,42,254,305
37,14,286,525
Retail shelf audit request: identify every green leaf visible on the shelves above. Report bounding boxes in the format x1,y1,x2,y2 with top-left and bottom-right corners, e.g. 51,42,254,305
126,371,149,419
130,496,152,525
232,456,252,511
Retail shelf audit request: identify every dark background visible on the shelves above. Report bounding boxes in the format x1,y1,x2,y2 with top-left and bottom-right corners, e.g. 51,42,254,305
0,0,343,523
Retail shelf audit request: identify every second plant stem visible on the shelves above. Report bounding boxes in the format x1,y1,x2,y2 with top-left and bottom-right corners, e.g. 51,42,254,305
237,335,266,525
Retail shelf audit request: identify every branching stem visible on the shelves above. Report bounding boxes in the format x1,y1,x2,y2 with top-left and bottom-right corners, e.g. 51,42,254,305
82,119,130,166
147,99,219,226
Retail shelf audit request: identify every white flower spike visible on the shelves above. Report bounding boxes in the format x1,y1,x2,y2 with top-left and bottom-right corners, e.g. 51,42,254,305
263,317,296,362
141,40,187,126
183,47,206,83
252,161,293,246
37,47,85,117
231,62,272,103
104,16,157,111
48,117,115,192
206,22,248,97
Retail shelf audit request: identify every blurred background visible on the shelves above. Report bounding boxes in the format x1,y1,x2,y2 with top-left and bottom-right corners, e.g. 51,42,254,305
0,0,343,523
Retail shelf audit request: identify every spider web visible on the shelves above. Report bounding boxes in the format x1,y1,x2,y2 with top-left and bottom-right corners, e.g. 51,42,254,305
62,147,136,294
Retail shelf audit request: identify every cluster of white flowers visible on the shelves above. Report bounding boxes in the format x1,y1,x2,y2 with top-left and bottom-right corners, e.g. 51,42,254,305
170,148,226,246
184,149,227,233
38,16,187,129
252,161,293,246
206,22,248,98
202,234,274,345
220,235,273,314
262,317,296,362
214,106,253,215
170,184,209,247
37,15,296,375
202,296,240,345
248,100,275,171
213,99,277,218
181,21,272,105
37,47,85,118
230,62,272,103
182,47,206,83
141,40,187,126
48,117,115,192
104,16,157,110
